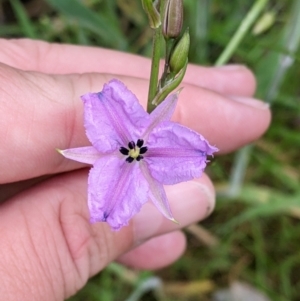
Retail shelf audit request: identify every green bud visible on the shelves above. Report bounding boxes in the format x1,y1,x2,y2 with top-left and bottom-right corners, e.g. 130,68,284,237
252,11,275,35
169,29,190,74
142,0,161,29
162,0,183,39
152,61,188,106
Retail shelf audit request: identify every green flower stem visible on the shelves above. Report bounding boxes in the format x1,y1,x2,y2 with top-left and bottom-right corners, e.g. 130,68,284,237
147,0,167,113
152,59,187,106
215,0,268,66
147,27,162,113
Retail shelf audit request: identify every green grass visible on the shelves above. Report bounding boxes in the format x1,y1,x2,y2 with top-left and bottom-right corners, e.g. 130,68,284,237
2,0,300,300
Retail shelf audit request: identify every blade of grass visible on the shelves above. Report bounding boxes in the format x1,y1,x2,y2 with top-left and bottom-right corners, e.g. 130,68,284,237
219,0,300,198
219,144,253,198
218,185,300,232
125,277,163,301
215,0,268,66
252,222,268,291
185,0,210,64
214,0,268,198
44,0,127,49
9,0,37,38
256,0,300,103
0,24,23,36
280,253,300,299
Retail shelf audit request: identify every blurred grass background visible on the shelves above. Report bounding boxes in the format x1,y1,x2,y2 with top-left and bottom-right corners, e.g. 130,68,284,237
1,0,300,300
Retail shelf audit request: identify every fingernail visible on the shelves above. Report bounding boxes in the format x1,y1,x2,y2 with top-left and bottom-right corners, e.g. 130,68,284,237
229,95,270,110
132,181,215,244
214,64,247,71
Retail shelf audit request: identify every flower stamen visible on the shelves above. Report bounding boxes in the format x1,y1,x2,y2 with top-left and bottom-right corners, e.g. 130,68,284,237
120,139,148,163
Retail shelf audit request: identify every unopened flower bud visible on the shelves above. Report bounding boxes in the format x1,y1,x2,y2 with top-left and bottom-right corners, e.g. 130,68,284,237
163,0,183,39
252,11,275,35
169,29,190,74
142,0,161,29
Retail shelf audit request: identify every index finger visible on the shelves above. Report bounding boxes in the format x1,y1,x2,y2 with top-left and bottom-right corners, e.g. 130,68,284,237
0,64,270,183
0,39,256,96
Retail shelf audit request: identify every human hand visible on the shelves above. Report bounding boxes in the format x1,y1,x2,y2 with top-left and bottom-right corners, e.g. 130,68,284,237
0,39,270,301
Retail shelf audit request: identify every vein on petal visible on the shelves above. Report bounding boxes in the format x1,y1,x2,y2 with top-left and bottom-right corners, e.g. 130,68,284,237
98,92,131,146
142,93,178,141
58,146,103,165
146,148,206,158
100,161,132,221
139,161,175,221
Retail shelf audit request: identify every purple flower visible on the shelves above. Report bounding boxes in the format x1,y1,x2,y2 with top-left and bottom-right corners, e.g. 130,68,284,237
59,79,218,230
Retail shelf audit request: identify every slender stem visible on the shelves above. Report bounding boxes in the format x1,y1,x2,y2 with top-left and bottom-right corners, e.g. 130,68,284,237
147,28,161,113
215,0,268,66
225,145,252,198
147,0,167,113
159,0,166,24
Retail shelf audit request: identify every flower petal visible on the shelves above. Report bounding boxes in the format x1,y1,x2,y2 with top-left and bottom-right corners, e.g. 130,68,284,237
139,161,176,221
88,156,149,230
82,79,149,153
142,92,178,141
57,146,102,165
145,122,218,185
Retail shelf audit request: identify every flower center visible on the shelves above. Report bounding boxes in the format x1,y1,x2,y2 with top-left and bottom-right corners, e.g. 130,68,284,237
119,139,148,163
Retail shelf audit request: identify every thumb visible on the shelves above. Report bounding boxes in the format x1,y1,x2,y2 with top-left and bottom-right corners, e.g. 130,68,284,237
0,169,214,300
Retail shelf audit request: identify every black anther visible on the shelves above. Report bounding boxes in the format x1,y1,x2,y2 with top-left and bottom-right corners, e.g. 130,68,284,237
128,141,135,149
126,157,134,163
102,212,109,221
119,147,129,155
137,139,144,148
139,146,148,154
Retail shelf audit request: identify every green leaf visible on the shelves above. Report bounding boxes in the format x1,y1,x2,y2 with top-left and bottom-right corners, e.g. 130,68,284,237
256,0,300,102
219,185,300,232
9,0,37,38
44,0,127,49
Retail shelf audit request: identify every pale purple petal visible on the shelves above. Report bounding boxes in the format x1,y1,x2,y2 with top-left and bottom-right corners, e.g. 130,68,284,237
88,156,149,230
141,92,178,141
139,161,176,221
82,80,149,153
59,79,219,230
145,122,218,185
58,146,102,165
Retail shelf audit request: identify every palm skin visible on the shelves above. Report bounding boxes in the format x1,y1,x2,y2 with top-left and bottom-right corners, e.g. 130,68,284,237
0,39,270,301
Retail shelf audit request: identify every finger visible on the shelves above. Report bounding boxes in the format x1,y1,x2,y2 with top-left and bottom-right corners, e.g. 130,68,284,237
0,64,270,183
0,169,214,300
0,175,48,203
117,231,186,270
0,64,270,182
0,38,255,96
